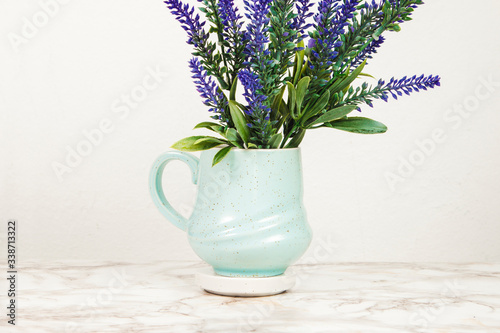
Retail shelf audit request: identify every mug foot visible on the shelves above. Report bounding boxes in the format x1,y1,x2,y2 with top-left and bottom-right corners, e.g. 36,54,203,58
196,268,295,297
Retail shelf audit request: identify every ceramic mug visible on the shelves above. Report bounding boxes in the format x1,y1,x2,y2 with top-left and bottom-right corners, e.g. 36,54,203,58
149,148,312,277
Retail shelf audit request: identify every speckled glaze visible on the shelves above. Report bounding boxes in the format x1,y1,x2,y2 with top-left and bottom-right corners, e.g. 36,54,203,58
150,148,312,277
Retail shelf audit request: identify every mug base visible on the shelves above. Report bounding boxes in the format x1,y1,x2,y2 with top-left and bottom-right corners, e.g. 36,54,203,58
195,268,296,297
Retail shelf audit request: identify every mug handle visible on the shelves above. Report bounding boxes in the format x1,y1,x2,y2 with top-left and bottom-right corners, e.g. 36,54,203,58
149,151,199,231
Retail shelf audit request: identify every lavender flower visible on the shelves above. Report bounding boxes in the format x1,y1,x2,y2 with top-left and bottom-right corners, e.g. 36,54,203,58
217,0,245,80
218,0,243,35
242,0,272,70
352,35,385,67
361,0,383,12
334,0,359,32
189,58,229,124
241,0,277,102
334,0,423,71
163,0,208,48
292,0,314,37
309,0,358,81
359,0,422,40
310,0,341,68
339,74,440,108
238,70,270,118
378,74,441,102
238,69,272,144
387,0,421,23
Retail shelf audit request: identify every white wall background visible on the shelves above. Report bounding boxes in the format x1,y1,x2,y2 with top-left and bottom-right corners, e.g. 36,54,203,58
1,0,499,263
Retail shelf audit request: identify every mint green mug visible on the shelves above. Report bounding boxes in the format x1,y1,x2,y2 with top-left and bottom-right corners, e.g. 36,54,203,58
149,148,312,277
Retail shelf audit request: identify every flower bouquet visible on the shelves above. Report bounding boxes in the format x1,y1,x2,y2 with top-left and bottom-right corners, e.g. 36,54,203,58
164,0,440,165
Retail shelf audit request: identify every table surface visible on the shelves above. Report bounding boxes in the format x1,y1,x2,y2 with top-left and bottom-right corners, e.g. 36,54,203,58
3,261,500,332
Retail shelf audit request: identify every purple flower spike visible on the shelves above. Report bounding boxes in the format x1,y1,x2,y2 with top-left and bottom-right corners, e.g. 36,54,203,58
238,69,272,144
293,0,315,37
189,58,229,123
378,74,441,102
352,36,385,67
238,69,269,117
243,0,272,68
218,0,243,37
163,0,208,48
310,0,359,77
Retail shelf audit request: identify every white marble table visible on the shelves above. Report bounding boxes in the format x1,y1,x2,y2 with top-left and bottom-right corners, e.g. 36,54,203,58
3,261,499,332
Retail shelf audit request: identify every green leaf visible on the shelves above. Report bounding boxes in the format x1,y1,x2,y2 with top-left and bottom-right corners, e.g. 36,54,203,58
269,133,283,149
295,76,310,116
269,34,279,47
224,128,239,142
230,77,238,101
216,77,230,90
212,146,232,166
193,136,227,146
171,136,224,151
293,39,305,85
279,98,289,118
276,113,288,132
301,90,330,125
193,121,224,134
224,128,243,148
286,82,297,119
247,142,258,148
285,128,305,148
228,100,250,145
359,72,376,79
271,85,286,120
329,60,366,94
325,117,388,134
390,24,401,32
194,121,220,129
308,105,358,127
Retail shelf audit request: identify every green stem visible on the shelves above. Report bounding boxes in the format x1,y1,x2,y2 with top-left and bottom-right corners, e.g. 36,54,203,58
280,123,299,148
220,45,231,87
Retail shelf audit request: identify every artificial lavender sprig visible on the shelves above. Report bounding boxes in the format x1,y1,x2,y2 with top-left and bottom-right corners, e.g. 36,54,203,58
267,0,302,95
163,0,208,48
164,0,228,89
238,69,273,146
238,70,269,116
217,0,245,83
308,0,358,88
242,0,273,80
309,0,342,74
338,74,441,108
189,58,230,125
197,0,237,88
334,0,359,34
292,0,314,37
218,0,243,35
335,0,423,70
378,74,441,101
351,35,385,67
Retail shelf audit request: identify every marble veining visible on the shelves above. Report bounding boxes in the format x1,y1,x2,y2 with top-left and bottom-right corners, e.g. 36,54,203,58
2,261,499,332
